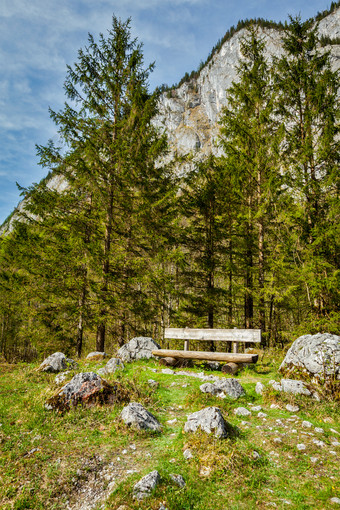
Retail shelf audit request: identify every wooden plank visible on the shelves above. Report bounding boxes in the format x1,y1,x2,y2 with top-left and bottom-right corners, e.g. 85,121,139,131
164,328,261,343
152,349,258,363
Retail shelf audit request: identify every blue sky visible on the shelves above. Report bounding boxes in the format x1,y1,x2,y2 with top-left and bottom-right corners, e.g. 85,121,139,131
0,0,333,224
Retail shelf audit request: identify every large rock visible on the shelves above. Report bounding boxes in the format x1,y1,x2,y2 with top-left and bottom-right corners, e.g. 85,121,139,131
121,402,162,431
38,352,77,373
133,470,161,500
184,406,229,438
45,372,129,411
98,358,125,376
280,378,312,396
117,337,161,362
200,378,245,399
279,333,340,381
86,351,107,361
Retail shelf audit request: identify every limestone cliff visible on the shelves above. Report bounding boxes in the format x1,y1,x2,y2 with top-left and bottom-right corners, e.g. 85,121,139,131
1,7,339,235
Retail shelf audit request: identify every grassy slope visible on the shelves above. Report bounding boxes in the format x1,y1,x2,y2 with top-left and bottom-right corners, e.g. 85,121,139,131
0,354,339,510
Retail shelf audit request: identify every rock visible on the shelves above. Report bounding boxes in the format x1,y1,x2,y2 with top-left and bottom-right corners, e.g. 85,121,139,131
98,358,124,375
133,470,160,500
297,444,306,451
286,404,299,412
279,333,340,381
161,368,175,375
330,497,340,505
55,371,71,385
170,473,186,488
234,407,251,417
200,378,245,399
314,427,324,434
121,402,162,431
281,379,311,396
86,351,107,361
148,379,159,388
258,412,267,418
253,451,261,459
302,420,313,428
117,337,161,362
184,407,229,438
183,448,193,459
38,352,77,373
268,380,282,391
255,382,265,395
205,361,221,371
46,372,128,411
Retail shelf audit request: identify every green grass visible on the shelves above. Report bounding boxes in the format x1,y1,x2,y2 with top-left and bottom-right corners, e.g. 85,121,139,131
0,354,339,510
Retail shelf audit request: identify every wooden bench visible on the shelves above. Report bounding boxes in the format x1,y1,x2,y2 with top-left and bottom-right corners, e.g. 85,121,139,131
152,327,261,371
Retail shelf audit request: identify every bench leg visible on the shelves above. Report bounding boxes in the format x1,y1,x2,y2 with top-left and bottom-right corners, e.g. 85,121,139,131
232,342,238,354
184,340,190,351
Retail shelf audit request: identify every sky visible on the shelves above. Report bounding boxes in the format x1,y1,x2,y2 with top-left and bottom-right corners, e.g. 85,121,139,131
0,0,334,225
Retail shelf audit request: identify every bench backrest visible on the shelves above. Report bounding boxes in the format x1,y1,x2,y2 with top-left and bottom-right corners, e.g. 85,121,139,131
164,327,261,343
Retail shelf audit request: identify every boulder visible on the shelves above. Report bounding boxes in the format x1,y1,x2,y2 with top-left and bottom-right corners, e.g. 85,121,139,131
279,333,340,381
117,337,161,362
38,352,77,373
86,351,107,361
200,378,245,399
133,470,160,500
45,372,129,411
280,378,311,396
97,358,125,375
121,402,162,431
184,406,229,438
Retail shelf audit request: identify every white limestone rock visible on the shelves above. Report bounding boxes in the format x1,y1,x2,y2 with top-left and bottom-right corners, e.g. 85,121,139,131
38,352,77,373
234,407,251,417
121,402,161,432
279,333,340,381
117,337,161,362
86,351,107,361
133,470,160,500
184,406,229,438
200,378,245,399
280,379,311,396
97,357,124,375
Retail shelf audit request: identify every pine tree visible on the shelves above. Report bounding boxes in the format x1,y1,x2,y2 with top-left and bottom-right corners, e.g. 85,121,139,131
32,16,175,351
219,25,282,335
274,16,340,325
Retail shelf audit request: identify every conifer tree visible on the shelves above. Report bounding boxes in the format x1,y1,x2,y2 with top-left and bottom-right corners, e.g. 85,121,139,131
274,16,340,324
219,25,281,334
32,16,175,351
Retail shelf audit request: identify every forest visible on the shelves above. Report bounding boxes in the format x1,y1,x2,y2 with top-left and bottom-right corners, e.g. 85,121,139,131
0,14,339,362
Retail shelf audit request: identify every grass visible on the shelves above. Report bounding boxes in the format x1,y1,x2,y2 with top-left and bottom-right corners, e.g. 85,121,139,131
0,353,339,510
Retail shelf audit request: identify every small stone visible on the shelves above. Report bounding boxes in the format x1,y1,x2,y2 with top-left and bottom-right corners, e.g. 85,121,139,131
310,457,319,463
297,444,306,451
184,407,230,438
170,473,186,488
280,379,311,396
314,427,324,434
329,451,337,455
121,402,161,431
167,419,177,425
330,497,340,505
159,505,169,510
258,412,267,418
129,444,136,450
312,439,325,447
86,351,107,360
183,448,193,459
252,451,261,459
273,438,282,443
286,404,299,412
252,405,262,412
234,407,251,417
162,368,175,375
331,440,340,446
148,379,159,388
280,499,292,505
330,428,339,435
255,382,265,395
270,404,280,409
133,470,160,500
302,420,313,428
182,384,188,388
241,420,250,426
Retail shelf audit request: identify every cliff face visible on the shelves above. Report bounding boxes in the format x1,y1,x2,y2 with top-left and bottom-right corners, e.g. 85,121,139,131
1,8,340,235
153,8,340,159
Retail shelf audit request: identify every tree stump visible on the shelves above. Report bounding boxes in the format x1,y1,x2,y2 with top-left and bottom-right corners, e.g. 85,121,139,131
221,362,239,375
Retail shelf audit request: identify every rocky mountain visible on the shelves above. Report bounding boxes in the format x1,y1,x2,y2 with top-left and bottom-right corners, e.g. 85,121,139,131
1,6,340,235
